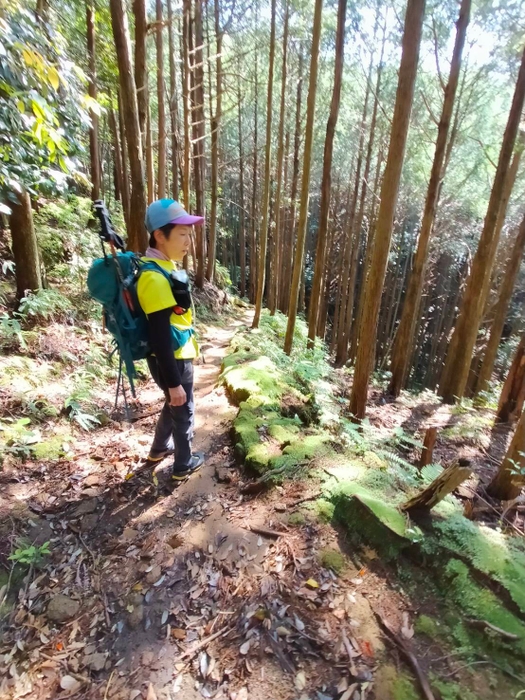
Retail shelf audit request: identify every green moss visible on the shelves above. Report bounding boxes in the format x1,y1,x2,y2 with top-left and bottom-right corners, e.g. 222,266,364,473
267,422,300,445
414,614,441,639
288,512,306,526
319,549,345,574
315,498,335,523
432,512,525,615
392,674,419,700
33,435,66,460
245,441,275,473
221,355,285,407
281,432,331,460
443,559,525,656
429,676,480,700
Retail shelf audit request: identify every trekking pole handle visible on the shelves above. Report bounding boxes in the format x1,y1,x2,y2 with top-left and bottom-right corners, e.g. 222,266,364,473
93,200,126,252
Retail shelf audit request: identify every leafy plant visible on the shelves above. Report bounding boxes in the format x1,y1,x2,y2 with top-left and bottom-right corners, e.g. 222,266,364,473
64,388,100,431
9,539,50,568
0,417,40,461
17,288,74,323
0,312,27,350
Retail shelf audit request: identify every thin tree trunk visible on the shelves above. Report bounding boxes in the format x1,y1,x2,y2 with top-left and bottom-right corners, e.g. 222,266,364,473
269,0,290,315
110,0,147,252
238,70,246,298
117,91,131,229
439,46,525,403
476,212,525,395
109,108,127,215
182,0,191,211
191,0,207,287
349,0,425,420
206,0,224,282
280,52,304,313
10,190,42,298
388,0,471,397
167,0,179,199
487,409,525,500
133,0,147,137
496,334,525,424
86,0,101,200
146,103,155,204
307,0,346,344
156,0,167,198
249,3,260,304
284,0,324,352
252,0,277,328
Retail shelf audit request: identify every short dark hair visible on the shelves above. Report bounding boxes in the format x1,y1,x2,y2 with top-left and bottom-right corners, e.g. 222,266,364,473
149,223,176,249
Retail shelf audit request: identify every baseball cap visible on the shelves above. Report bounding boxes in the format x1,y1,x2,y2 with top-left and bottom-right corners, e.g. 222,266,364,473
145,199,204,233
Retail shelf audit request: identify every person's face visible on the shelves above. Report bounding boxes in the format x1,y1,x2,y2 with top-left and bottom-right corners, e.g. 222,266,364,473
155,225,192,261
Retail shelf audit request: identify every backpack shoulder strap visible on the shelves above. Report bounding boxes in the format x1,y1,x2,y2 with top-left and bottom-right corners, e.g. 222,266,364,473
138,259,173,283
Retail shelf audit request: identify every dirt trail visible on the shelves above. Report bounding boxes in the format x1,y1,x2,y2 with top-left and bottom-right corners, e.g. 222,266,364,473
0,311,405,700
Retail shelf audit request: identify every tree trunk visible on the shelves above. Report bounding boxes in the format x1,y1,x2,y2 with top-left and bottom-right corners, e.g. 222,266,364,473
146,103,155,204
110,0,147,252
109,108,128,221
307,0,346,345
487,410,525,500
280,52,304,313
117,91,131,229
439,46,525,403
86,1,101,200
10,190,42,298
269,0,290,316
191,0,207,287
238,69,246,298
476,212,525,395
349,0,425,420
252,0,277,328
181,0,191,211
167,0,179,199
249,3,260,304
496,334,525,424
133,0,147,137
206,0,224,282
283,0,324,352
156,0,167,199
388,0,470,397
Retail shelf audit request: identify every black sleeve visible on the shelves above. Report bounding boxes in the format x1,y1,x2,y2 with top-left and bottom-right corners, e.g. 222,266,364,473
147,307,181,388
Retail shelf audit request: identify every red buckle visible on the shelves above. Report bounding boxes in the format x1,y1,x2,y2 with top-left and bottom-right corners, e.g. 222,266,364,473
174,306,185,315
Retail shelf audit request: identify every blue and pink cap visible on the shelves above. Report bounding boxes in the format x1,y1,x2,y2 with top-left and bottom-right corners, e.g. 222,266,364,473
145,199,204,233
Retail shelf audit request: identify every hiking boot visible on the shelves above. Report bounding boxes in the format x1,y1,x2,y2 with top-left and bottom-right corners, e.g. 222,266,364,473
147,447,175,462
171,452,204,482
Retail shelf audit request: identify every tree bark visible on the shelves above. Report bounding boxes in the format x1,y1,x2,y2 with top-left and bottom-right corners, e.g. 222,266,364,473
117,91,131,229
86,0,101,201
237,68,246,298
487,410,525,500
349,0,425,420
156,0,167,199
167,0,179,199
439,47,525,403
252,0,277,329
10,190,42,298
206,0,224,282
181,0,191,211
249,2,260,304
109,108,128,219
476,211,525,395
110,0,147,252
388,0,471,397
307,0,346,345
496,334,525,424
133,0,148,138
191,0,207,287
269,0,290,316
283,0,324,352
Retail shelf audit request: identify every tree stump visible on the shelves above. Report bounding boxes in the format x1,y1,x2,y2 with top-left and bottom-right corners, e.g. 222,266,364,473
418,427,438,469
401,461,472,514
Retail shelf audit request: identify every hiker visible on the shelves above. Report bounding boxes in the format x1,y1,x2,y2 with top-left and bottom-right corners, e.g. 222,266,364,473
137,199,205,482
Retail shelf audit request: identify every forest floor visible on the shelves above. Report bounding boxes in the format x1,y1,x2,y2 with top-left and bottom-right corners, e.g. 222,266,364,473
1,305,524,700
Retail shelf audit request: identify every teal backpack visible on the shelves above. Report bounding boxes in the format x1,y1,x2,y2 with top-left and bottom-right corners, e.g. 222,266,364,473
86,201,192,406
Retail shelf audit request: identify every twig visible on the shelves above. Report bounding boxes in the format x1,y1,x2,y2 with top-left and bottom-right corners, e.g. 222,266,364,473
442,660,490,678
104,670,115,700
341,631,358,677
466,619,520,641
247,525,288,539
175,625,234,663
374,614,436,700
289,491,323,507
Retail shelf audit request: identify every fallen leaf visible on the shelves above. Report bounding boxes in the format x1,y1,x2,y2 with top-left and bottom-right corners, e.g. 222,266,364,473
161,610,169,625
340,683,358,700
239,640,251,655
401,612,414,640
60,676,81,692
146,683,158,700
295,671,306,690
172,628,186,640
305,579,319,589
129,691,142,700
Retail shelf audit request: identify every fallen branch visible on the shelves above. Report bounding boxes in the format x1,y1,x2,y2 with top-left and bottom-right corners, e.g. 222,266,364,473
401,461,472,513
174,625,234,663
466,619,520,641
374,614,436,700
247,525,288,539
